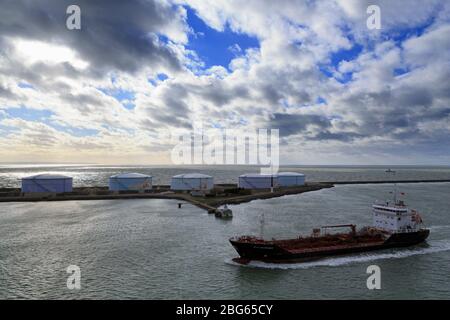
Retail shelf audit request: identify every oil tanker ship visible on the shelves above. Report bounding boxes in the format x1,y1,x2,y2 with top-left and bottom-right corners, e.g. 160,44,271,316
230,186,430,264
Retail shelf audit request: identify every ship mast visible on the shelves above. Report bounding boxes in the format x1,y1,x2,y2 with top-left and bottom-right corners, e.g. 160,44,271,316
386,169,397,205
259,213,265,239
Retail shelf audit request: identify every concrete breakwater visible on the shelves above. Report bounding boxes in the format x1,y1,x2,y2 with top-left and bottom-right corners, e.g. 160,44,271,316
1,179,449,212
325,179,450,185
0,183,332,212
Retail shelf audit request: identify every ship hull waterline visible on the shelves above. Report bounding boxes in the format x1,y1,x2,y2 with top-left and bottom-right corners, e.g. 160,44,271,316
230,229,430,264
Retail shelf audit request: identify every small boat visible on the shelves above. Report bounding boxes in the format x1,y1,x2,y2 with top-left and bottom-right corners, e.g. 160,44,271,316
230,187,429,264
215,205,233,219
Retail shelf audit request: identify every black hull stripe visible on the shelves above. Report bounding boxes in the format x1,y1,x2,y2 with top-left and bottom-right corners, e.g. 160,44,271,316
230,230,430,262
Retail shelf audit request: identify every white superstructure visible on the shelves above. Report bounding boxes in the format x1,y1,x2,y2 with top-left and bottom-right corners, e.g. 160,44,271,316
372,173,423,233
372,201,423,233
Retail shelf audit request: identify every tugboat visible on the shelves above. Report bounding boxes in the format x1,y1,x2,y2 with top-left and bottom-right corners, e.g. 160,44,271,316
230,182,430,264
215,205,233,219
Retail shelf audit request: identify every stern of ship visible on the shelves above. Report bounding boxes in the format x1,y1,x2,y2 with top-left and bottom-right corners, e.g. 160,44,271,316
384,228,430,247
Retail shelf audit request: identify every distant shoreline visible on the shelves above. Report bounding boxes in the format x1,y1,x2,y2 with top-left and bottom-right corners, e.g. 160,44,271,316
1,163,450,168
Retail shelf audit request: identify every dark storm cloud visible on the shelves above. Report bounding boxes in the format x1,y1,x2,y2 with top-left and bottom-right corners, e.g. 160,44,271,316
162,83,190,113
139,84,192,130
268,113,363,142
58,92,109,115
336,79,450,142
187,81,250,107
260,84,283,105
268,113,331,137
396,87,433,108
310,130,363,142
253,66,317,106
0,0,184,75
267,71,450,143
0,83,16,99
60,92,106,107
0,57,87,96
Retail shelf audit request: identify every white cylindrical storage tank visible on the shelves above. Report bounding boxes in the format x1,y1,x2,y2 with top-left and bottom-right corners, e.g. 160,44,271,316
238,174,278,189
109,173,152,191
276,172,305,187
170,173,214,191
21,174,73,193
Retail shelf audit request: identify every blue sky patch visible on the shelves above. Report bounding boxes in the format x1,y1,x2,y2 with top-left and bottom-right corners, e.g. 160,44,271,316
394,67,410,77
18,82,34,89
4,106,54,121
337,72,354,84
329,43,363,68
122,102,136,110
45,122,99,137
388,17,436,45
3,106,98,137
317,42,362,84
185,7,259,70
157,73,169,81
316,97,327,105
97,88,136,110
148,73,169,86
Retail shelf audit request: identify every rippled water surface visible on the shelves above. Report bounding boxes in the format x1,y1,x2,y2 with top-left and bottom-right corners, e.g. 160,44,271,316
1,181,449,299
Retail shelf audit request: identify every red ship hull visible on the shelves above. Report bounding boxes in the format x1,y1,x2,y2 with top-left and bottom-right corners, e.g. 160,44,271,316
230,229,430,264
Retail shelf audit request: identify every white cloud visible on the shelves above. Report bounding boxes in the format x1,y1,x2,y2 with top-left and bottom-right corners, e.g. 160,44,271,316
11,38,89,70
403,24,450,67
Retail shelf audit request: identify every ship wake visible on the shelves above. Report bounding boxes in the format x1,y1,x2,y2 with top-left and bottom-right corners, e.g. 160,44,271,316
226,239,450,270
428,224,450,231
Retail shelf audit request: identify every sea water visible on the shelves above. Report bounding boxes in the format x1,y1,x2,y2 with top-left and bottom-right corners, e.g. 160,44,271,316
0,166,449,299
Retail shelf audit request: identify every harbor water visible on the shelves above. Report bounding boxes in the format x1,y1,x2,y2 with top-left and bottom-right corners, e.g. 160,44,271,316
1,169,449,299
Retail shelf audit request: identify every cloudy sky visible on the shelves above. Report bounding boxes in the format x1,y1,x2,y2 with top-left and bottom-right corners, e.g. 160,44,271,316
0,0,449,165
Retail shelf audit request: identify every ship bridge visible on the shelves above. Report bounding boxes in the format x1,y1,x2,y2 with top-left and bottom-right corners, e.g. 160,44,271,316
372,200,421,233
372,203,408,214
